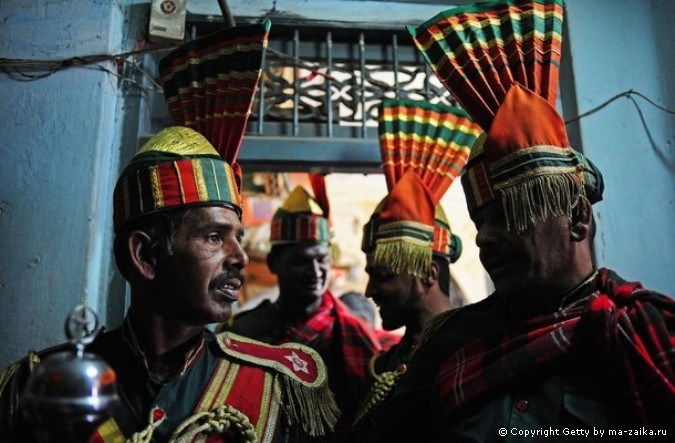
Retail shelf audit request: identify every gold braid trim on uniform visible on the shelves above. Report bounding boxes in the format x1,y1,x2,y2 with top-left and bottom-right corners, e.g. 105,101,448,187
280,373,340,437
351,354,406,429
169,404,257,443
126,407,167,443
0,350,41,415
215,332,340,437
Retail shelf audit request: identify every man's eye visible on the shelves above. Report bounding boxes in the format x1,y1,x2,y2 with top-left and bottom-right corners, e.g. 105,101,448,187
207,234,222,243
373,270,394,281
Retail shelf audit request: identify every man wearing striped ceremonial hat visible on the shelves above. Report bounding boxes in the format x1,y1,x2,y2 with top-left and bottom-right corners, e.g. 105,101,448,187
219,178,382,443
356,1,675,442
0,22,340,443
352,98,481,434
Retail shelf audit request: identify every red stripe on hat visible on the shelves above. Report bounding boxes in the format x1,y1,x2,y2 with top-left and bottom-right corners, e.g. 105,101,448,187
472,162,496,208
175,160,200,204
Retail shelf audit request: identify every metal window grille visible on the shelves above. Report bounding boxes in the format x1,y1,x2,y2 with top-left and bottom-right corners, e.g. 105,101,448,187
151,19,460,173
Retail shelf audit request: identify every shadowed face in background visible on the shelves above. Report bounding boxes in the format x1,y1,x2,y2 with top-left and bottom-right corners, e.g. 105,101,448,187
268,243,331,310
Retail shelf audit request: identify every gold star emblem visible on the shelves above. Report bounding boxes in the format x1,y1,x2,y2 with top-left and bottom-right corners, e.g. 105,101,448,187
285,351,309,374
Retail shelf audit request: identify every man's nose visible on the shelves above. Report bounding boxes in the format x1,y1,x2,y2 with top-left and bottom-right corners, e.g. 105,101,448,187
226,240,249,268
305,259,322,275
475,224,496,249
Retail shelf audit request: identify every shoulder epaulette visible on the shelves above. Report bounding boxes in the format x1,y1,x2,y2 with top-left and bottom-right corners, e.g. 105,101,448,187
216,332,327,387
215,332,340,436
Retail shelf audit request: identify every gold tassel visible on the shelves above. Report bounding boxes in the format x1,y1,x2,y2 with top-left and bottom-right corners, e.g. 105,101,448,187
499,173,584,233
352,367,405,430
0,351,41,415
372,239,433,278
280,374,340,437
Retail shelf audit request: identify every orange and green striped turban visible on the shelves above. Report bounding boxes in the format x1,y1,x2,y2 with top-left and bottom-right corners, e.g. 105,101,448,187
113,126,242,232
407,0,603,232
270,185,332,245
362,99,483,278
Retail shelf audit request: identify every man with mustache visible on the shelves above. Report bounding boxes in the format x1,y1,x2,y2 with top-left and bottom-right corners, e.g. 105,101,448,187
356,1,675,441
0,126,339,443
219,181,382,443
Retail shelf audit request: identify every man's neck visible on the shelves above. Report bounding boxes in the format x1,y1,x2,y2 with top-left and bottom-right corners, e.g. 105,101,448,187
275,293,324,322
503,268,598,319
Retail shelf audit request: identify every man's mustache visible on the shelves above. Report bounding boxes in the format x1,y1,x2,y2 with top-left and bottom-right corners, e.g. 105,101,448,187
209,268,245,289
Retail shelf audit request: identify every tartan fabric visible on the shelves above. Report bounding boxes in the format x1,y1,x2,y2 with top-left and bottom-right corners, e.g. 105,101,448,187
159,19,271,191
363,99,481,276
434,268,675,428
261,292,381,438
283,292,382,392
407,0,604,230
374,329,403,352
113,127,241,232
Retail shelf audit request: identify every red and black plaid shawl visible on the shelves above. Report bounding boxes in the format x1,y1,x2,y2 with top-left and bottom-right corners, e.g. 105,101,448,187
435,268,675,428
282,292,382,416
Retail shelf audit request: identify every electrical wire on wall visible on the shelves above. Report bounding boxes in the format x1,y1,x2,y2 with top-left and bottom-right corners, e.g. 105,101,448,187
565,90,675,169
0,42,169,91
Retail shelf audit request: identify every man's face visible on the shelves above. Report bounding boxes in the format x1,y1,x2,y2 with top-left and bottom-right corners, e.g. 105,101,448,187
472,201,572,301
271,243,331,308
364,254,422,331
153,206,248,325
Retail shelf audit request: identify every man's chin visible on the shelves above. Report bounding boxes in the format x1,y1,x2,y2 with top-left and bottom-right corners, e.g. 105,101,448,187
490,275,525,298
209,303,234,323
381,317,403,331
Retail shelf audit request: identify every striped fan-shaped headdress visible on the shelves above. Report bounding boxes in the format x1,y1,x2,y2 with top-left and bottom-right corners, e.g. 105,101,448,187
362,99,483,278
407,0,603,232
113,21,271,232
159,19,271,205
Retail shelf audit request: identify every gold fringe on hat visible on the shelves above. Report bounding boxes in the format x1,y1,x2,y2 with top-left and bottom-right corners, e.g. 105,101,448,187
499,171,584,232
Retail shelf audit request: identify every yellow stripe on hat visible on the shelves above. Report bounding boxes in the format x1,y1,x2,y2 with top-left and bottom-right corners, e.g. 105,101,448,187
192,159,208,201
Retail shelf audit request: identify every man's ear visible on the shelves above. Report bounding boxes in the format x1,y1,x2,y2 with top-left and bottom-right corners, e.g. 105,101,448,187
570,196,592,242
424,260,441,287
128,230,157,280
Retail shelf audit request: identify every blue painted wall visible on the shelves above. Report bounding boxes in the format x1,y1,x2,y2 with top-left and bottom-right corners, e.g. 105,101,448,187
563,0,674,295
1,0,673,369
0,0,139,368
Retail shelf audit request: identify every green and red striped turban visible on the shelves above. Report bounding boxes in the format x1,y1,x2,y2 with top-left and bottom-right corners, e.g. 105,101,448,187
407,0,603,232
270,184,332,245
113,126,241,232
362,99,483,278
